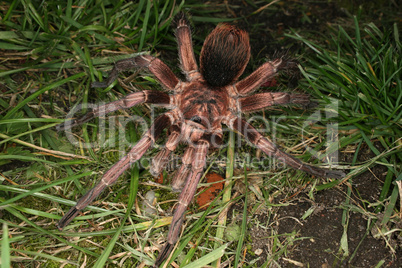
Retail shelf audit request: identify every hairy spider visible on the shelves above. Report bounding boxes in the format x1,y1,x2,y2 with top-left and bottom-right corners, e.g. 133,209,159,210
57,12,345,267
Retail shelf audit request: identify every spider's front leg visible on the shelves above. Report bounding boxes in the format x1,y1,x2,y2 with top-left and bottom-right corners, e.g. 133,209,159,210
228,116,345,179
171,145,194,191
151,138,194,191
57,113,173,229
150,124,182,177
154,140,209,268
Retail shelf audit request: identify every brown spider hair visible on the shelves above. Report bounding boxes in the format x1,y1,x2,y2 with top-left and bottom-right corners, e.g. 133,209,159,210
200,23,251,87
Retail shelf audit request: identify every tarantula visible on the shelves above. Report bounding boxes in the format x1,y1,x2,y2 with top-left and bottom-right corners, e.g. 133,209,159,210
57,12,344,267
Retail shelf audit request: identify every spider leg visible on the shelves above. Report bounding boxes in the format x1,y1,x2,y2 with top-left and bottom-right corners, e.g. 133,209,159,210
154,140,209,267
235,58,285,96
239,92,311,113
170,123,220,192
228,116,345,178
57,113,173,229
171,145,194,191
57,90,171,131
174,12,199,80
150,124,182,177
92,54,180,90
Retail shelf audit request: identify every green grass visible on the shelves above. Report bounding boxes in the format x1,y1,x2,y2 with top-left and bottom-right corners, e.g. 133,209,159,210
1,1,401,267
286,14,401,263
288,14,401,214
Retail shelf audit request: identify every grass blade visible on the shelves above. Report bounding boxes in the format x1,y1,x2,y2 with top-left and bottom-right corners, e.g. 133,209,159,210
182,244,228,268
1,223,11,268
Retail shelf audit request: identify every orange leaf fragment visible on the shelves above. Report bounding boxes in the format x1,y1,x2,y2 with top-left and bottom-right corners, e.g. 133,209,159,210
196,172,225,210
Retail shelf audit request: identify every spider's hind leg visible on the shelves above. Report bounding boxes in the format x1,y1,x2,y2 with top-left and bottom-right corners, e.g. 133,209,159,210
174,12,199,80
234,56,299,96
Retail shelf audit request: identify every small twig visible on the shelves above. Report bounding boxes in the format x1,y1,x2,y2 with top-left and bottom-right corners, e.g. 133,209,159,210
0,133,91,160
252,0,281,15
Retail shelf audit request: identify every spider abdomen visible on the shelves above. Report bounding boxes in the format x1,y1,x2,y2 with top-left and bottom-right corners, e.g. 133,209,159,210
200,23,251,87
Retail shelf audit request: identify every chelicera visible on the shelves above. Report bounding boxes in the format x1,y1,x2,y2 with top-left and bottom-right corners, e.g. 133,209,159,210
57,12,344,267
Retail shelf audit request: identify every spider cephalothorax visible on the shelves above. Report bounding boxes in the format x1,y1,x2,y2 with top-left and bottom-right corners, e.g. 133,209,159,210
57,12,344,267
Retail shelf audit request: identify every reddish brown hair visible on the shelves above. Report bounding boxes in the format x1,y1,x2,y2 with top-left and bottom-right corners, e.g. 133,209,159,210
200,23,251,87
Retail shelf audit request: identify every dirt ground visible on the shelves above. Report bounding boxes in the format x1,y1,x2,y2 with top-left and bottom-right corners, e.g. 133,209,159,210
214,1,401,267
245,151,402,267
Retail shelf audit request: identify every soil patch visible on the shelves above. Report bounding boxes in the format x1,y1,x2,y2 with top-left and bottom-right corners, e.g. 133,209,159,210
242,145,401,267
